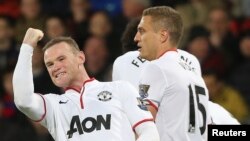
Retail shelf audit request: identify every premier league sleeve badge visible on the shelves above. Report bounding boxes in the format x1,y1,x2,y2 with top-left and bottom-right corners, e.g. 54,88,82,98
139,84,150,98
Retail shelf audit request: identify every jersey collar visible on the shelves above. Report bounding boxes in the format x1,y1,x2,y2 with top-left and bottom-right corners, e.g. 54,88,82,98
157,48,177,59
64,77,95,93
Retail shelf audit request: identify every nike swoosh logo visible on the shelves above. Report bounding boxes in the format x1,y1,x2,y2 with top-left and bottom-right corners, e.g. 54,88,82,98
59,100,68,104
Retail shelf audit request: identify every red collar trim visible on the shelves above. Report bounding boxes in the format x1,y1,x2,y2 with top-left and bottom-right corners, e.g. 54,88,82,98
83,77,95,86
157,48,177,59
64,77,95,93
64,87,81,93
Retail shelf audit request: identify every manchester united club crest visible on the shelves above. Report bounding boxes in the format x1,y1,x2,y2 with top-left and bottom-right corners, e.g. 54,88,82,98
139,84,150,98
98,91,112,102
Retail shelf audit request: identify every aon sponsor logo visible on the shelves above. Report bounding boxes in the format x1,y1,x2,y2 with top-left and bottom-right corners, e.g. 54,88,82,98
67,114,111,138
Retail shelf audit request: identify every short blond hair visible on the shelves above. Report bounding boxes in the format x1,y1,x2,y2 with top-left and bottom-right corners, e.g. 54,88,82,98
43,37,80,54
143,6,183,46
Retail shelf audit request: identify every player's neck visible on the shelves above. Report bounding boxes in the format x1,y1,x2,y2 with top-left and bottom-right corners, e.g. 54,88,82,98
156,45,177,59
64,69,91,93
78,69,91,90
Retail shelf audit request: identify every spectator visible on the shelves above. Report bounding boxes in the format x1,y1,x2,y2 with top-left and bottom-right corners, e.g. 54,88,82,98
207,7,242,74
229,30,250,109
15,0,46,44
88,10,121,61
44,15,68,40
88,11,112,38
185,25,226,77
83,36,112,81
203,69,249,123
0,68,38,141
68,0,91,46
113,0,151,43
0,15,18,73
0,0,20,18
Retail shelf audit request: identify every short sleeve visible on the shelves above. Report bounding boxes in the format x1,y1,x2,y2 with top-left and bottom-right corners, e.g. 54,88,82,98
112,57,122,81
119,81,154,129
139,63,167,107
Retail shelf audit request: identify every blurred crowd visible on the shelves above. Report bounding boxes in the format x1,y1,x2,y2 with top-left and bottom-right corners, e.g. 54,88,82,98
0,0,250,140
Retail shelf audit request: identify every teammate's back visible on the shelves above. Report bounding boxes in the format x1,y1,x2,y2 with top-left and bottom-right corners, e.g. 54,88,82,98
113,51,148,87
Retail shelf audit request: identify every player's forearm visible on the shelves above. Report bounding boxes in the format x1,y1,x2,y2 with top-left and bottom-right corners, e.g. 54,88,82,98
135,122,160,141
13,44,44,120
13,44,34,106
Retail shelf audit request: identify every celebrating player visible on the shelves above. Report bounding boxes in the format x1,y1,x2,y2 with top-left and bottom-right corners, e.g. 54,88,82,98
12,28,160,141
113,17,240,126
133,6,209,140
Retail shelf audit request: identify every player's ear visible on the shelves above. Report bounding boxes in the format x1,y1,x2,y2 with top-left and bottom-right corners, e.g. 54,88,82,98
160,30,168,43
78,51,85,64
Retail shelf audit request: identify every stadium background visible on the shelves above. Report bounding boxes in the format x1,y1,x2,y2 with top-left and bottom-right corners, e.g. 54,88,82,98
0,0,250,140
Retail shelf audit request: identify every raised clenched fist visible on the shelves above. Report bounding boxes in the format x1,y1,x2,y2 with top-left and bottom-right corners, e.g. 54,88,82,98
22,28,44,48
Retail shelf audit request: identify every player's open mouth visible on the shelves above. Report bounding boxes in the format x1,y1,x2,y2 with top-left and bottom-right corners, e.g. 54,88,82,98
138,46,142,51
55,72,65,78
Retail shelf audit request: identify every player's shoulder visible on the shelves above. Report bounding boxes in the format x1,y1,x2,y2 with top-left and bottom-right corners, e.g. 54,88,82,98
178,49,197,59
43,93,62,98
176,49,201,76
98,81,137,98
209,101,228,112
114,51,139,62
209,101,240,124
208,101,234,118
122,51,140,58
178,49,191,57
101,80,134,88
150,54,178,72
178,49,199,63
42,93,66,102
140,61,169,79
154,51,178,66
142,61,160,70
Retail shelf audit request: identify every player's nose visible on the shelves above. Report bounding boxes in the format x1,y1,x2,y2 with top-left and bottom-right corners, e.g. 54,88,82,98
134,32,140,42
52,62,61,74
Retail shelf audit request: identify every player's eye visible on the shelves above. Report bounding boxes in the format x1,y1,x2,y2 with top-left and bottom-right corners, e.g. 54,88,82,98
46,63,53,68
58,57,65,62
138,28,145,34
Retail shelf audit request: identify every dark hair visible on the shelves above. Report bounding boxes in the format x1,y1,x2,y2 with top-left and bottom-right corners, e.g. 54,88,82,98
202,68,223,81
121,18,140,53
0,14,16,28
239,30,250,42
45,14,67,27
187,25,209,43
143,6,183,46
43,37,80,54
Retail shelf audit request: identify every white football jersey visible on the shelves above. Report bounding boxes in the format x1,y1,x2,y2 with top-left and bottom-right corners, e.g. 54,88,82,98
113,50,240,127
209,101,240,124
113,51,149,87
112,50,200,87
139,50,209,141
39,79,153,141
177,50,201,76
